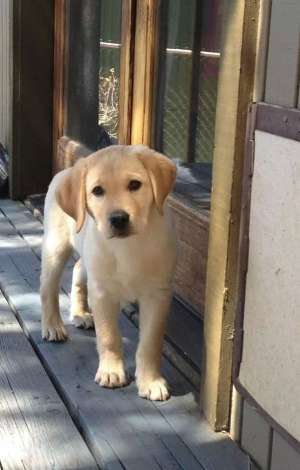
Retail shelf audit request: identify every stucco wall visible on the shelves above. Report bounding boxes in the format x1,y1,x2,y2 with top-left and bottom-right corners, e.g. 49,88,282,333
239,130,300,442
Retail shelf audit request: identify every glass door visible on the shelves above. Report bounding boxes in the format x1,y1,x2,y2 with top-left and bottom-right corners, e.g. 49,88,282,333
54,0,224,369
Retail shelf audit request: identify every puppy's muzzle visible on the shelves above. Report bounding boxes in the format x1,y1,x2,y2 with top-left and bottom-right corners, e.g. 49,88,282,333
109,210,130,237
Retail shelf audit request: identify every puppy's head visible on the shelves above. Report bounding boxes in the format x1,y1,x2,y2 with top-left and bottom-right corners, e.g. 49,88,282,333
56,145,176,238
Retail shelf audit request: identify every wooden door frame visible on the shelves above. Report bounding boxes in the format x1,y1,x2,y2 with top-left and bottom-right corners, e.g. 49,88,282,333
53,0,67,173
118,0,137,144
201,0,260,430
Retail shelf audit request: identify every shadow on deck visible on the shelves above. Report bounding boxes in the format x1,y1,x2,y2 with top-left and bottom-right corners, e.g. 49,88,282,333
0,198,250,470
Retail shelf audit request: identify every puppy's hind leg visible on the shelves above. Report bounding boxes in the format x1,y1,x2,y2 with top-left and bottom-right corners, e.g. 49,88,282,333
40,231,72,341
70,258,94,329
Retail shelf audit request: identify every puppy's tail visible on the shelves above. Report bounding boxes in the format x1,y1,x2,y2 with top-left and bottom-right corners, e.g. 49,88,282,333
56,136,92,171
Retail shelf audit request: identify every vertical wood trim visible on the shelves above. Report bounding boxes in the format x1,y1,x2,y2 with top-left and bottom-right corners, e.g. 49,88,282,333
118,0,136,144
0,0,13,156
265,0,300,107
53,0,67,173
201,0,259,430
11,0,21,197
131,0,158,145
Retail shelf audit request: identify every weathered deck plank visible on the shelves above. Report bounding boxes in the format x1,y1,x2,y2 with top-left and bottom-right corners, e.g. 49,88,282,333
0,198,250,470
0,292,98,470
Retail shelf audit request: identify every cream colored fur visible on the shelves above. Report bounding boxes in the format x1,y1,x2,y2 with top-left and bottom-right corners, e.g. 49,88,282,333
40,145,177,401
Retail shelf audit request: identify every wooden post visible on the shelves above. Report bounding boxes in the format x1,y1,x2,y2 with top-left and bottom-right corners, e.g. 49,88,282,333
53,0,67,173
201,0,259,430
131,0,158,145
118,0,136,145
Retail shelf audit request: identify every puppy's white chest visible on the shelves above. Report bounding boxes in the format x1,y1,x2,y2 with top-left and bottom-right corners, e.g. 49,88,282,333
85,242,145,302
109,256,145,301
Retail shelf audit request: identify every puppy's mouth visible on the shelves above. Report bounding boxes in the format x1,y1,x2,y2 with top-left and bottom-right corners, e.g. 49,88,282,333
109,232,130,239
108,226,135,239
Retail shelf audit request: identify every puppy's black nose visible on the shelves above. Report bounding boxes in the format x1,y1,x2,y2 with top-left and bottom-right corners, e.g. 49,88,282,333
109,210,129,230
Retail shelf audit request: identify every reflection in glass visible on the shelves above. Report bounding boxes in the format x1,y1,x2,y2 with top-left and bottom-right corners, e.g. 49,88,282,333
154,0,222,164
98,0,122,141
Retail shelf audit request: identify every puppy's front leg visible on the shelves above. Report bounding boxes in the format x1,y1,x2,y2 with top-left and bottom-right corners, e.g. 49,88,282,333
136,292,171,401
90,290,127,388
70,259,94,329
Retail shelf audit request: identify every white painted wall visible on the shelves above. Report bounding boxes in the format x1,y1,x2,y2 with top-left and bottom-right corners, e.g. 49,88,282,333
0,0,13,155
239,130,300,442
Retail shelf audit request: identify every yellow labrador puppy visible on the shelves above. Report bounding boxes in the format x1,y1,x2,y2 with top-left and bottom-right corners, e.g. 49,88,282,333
40,145,177,400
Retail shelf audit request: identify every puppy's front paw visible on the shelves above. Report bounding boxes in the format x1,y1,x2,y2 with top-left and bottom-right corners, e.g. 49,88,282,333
137,377,170,401
95,360,128,388
42,322,68,342
72,312,94,329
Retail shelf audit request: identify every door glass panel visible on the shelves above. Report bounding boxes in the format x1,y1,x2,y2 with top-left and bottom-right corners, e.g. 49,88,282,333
99,0,122,143
194,2,221,163
154,0,222,166
66,0,122,149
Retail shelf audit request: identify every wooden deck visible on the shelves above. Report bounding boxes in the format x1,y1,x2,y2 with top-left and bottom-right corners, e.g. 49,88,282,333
0,199,250,470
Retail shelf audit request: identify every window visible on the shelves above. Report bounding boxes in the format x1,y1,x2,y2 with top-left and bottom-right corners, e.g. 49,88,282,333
98,0,122,142
66,0,123,149
153,0,222,208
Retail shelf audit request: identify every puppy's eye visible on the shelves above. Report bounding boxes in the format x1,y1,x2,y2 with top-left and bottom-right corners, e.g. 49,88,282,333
92,185,104,197
128,180,142,191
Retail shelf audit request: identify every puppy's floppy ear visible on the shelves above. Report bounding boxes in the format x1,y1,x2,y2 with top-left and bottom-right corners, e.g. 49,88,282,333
137,147,177,214
55,158,87,233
